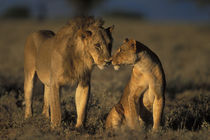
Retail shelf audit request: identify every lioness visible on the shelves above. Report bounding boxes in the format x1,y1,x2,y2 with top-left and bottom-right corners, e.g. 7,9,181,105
24,17,114,128
106,39,166,131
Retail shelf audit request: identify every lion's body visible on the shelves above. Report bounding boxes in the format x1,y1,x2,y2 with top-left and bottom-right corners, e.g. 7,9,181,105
24,17,114,127
24,30,55,85
106,39,165,131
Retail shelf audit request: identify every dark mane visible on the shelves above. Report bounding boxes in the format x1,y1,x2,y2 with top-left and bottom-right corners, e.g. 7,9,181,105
67,16,104,28
63,43,92,85
56,16,104,39
55,17,105,85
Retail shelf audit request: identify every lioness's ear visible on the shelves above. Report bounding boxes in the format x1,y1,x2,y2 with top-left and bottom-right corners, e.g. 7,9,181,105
124,38,129,43
130,40,136,51
81,30,92,39
106,25,114,33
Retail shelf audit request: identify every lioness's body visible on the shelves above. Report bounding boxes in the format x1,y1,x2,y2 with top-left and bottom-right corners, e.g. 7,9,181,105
24,17,114,127
106,39,165,131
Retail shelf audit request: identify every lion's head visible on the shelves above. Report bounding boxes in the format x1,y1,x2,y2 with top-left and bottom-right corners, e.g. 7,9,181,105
57,17,114,70
111,38,137,70
79,25,114,69
55,17,114,82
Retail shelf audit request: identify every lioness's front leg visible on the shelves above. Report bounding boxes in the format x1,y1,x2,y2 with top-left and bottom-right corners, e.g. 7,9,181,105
127,94,140,129
127,85,147,129
106,104,124,130
75,80,90,128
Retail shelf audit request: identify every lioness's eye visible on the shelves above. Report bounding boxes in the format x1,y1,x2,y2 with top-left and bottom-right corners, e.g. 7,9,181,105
95,43,101,48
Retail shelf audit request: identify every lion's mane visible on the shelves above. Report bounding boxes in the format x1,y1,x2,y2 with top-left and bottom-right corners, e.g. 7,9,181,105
54,17,106,85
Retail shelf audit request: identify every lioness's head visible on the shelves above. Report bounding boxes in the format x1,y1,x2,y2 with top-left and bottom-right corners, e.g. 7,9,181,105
111,38,137,70
80,25,114,70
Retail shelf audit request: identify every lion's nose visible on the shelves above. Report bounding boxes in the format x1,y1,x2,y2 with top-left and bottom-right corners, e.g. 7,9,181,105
105,59,111,65
109,57,113,62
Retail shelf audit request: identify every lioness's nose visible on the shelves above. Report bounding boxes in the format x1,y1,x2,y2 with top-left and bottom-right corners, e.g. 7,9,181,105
110,59,117,65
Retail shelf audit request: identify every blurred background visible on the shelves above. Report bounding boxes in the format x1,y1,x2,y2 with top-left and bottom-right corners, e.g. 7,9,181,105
0,0,210,22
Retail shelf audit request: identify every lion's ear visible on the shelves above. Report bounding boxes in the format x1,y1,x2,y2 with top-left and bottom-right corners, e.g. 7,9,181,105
106,25,114,33
81,30,92,39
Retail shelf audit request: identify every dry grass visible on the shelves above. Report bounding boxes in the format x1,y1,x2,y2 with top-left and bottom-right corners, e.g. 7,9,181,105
0,18,209,139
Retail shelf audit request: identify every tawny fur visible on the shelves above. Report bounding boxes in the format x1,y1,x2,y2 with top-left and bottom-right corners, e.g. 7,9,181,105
106,39,166,131
24,16,114,128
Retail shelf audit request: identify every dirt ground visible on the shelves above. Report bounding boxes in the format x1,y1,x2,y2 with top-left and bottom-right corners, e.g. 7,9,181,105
0,18,209,139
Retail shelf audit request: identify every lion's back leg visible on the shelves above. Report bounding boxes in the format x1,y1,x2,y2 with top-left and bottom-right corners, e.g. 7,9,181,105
24,69,35,118
24,34,36,118
42,85,50,118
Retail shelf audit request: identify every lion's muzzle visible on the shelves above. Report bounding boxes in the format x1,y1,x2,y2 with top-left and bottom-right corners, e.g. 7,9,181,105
105,59,111,65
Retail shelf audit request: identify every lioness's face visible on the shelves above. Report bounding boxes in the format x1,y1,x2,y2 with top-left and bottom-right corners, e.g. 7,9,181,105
85,26,114,69
111,39,137,70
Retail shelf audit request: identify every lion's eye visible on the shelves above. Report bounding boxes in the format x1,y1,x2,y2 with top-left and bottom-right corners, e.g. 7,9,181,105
95,43,101,49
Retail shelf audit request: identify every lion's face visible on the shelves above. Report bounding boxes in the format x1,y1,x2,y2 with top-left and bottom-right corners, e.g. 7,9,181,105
111,39,137,70
82,26,114,69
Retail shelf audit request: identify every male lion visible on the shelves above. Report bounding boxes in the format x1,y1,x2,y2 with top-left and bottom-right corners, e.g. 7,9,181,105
24,17,114,128
106,39,166,131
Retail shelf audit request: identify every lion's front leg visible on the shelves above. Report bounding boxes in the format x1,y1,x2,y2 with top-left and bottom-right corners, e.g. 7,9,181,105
75,81,90,128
